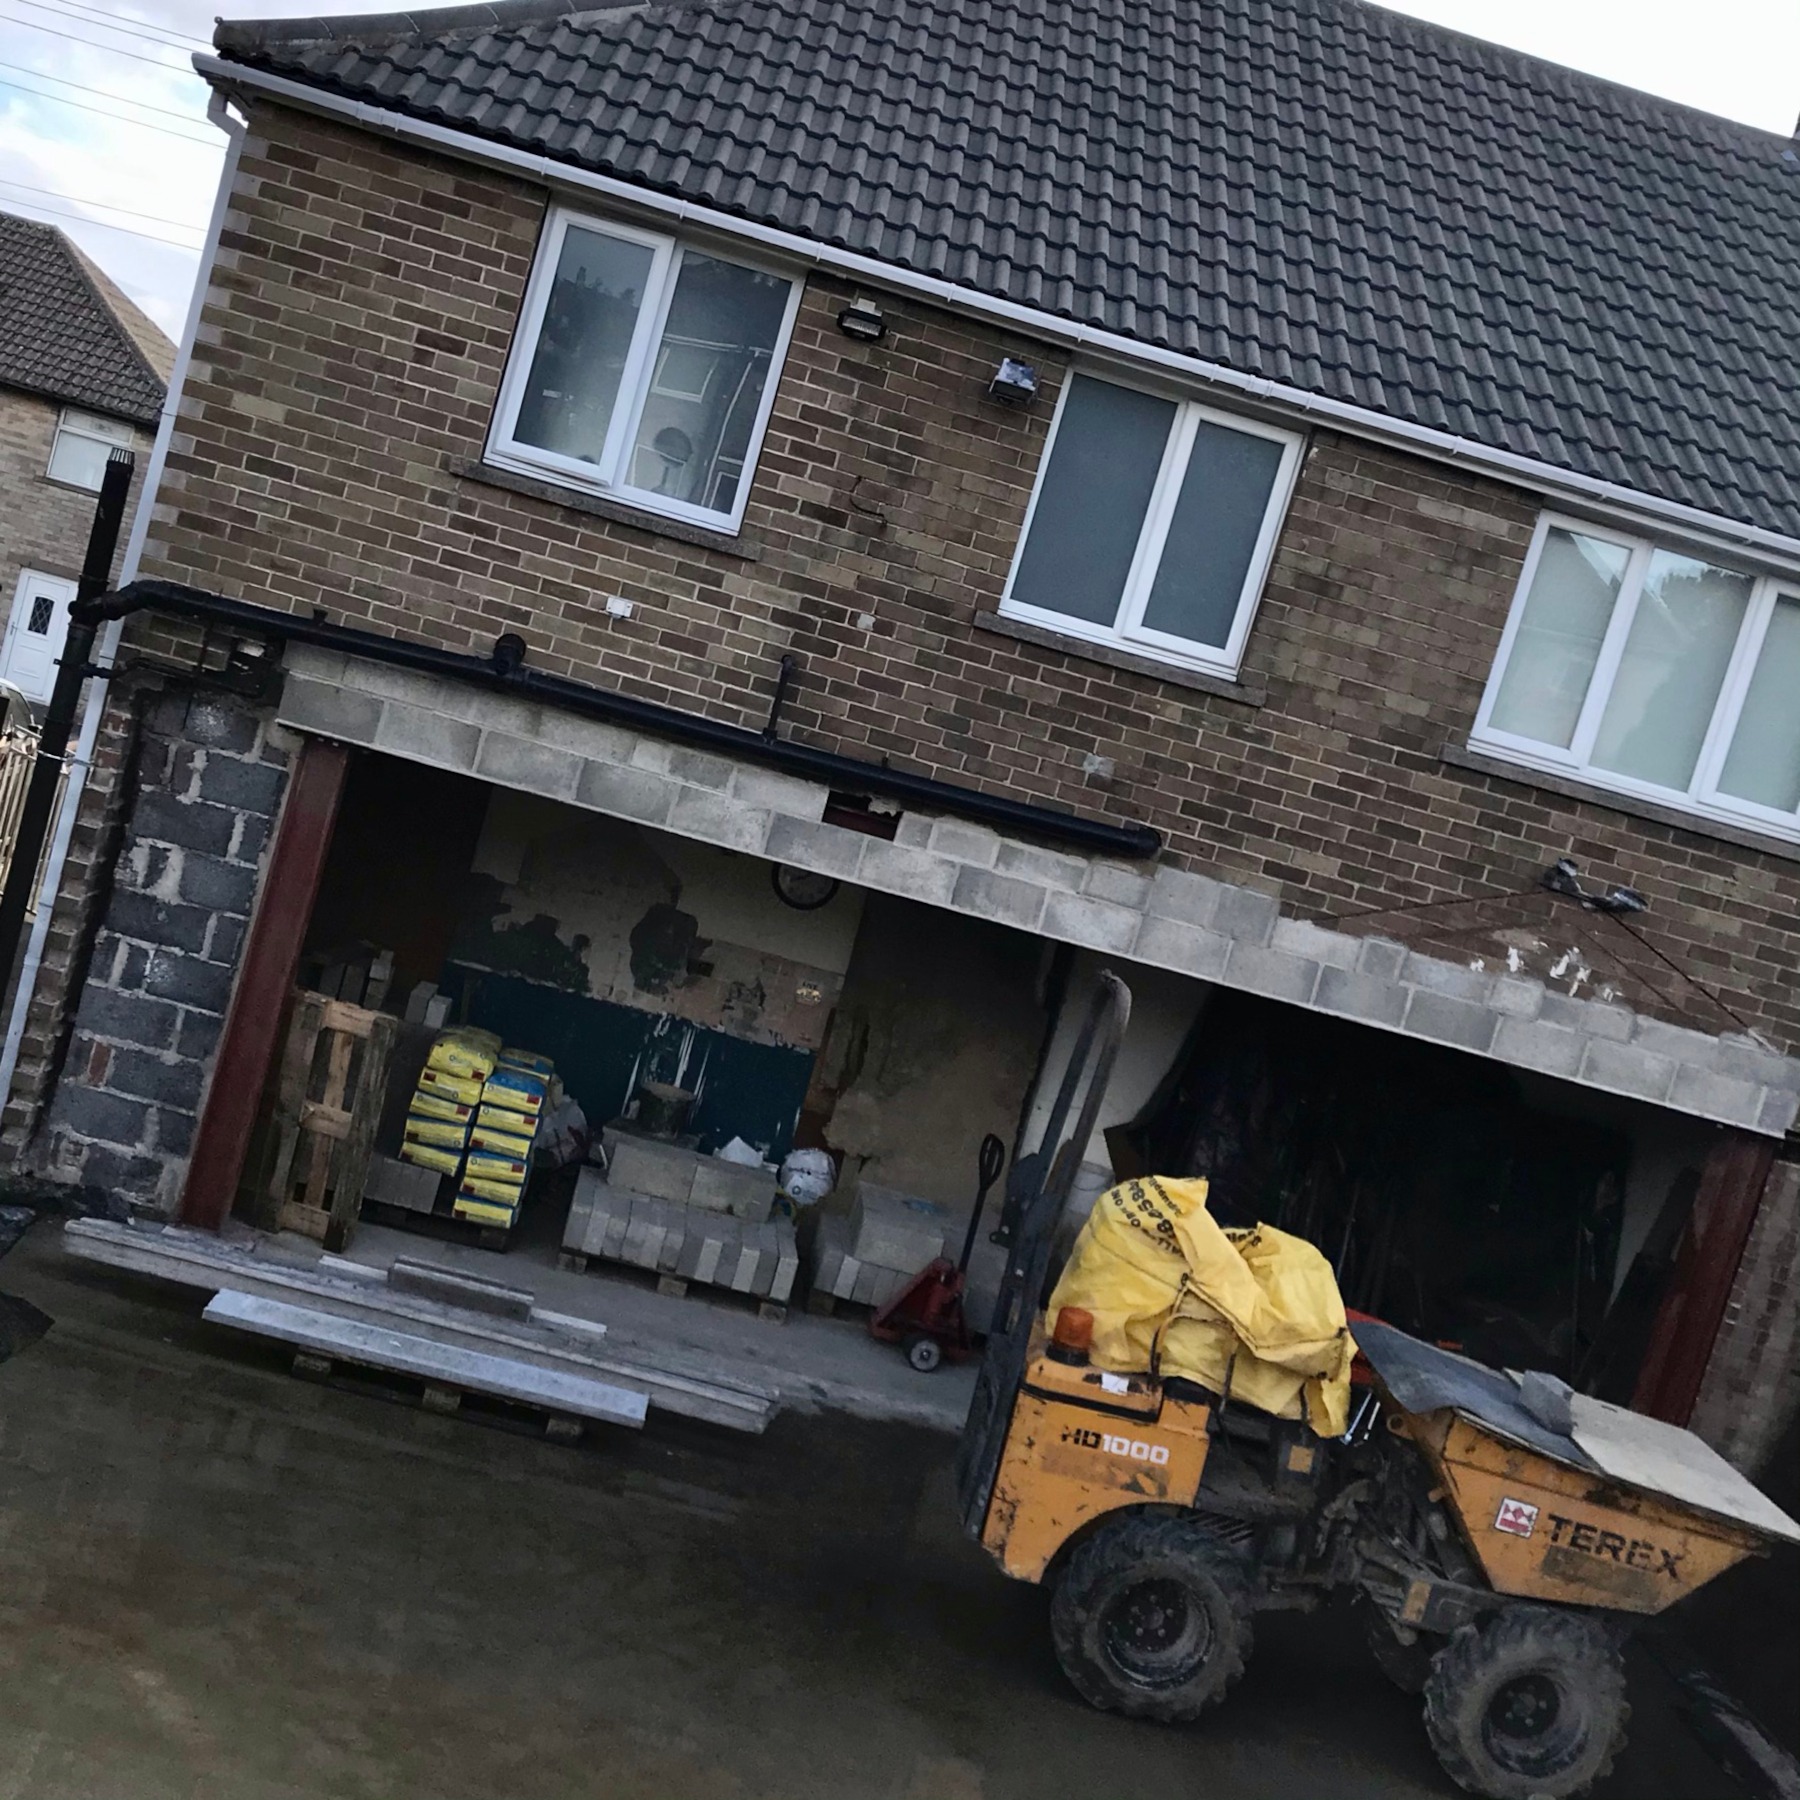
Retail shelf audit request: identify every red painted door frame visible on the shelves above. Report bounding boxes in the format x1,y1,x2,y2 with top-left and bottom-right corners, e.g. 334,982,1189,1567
1631,1127,1775,1425
179,737,349,1230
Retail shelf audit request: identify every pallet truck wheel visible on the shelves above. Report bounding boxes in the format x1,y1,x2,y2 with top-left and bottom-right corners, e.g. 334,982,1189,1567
1050,1511,1253,1721
1422,1605,1628,1799
904,1333,942,1373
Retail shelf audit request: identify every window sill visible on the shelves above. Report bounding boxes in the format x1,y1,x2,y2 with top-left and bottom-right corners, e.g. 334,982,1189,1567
450,460,763,562
973,610,1267,705
1442,744,1800,866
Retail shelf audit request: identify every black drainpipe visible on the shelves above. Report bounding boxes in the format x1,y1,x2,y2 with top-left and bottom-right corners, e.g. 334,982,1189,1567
83,577,1165,861
0,451,134,1005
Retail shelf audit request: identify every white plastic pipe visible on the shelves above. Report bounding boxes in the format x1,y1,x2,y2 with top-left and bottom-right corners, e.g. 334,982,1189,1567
0,94,249,1118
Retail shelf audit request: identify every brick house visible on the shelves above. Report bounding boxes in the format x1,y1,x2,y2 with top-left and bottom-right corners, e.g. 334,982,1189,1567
7,0,1798,1466
0,211,170,710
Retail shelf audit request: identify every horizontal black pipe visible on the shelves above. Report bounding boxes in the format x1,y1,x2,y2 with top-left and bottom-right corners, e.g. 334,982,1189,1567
93,580,1164,859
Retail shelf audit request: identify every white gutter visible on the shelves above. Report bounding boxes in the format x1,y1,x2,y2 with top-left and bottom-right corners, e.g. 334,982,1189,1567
0,94,249,1115
199,53,1800,574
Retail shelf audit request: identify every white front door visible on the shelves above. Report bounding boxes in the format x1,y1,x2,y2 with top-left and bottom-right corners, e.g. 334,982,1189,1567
1,570,78,705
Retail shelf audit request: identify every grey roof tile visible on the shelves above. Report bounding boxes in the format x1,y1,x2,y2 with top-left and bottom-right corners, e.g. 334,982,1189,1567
0,211,167,424
216,0,1800,538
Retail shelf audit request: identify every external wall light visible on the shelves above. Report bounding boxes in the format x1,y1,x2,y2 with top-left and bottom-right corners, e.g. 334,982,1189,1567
988,357,1039,406
836,297,886,341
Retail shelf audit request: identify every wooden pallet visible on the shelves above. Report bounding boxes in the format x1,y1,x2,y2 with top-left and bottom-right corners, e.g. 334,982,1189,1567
260,990,397,1252
361,1197,515,1252
288,1349,591,1441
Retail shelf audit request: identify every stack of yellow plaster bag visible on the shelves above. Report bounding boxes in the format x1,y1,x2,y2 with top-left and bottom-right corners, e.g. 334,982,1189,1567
399,1026,498,1181
398,1029,556,1234
454,1047,554,1230
1046,1176,1355,1435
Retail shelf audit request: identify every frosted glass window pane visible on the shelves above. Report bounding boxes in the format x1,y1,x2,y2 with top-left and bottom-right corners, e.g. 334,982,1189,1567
625,252,792,515
1011,375,1175,626
1592,551,1752,791
1488,529,1628,746
46,431,114,491
1140,419,1284,649
514,226,655,463
1718,597,1800,813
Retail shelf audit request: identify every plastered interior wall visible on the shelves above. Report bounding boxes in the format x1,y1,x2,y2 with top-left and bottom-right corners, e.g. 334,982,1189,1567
813,891,1045,1213
462,789,863,1053
1027,953,1214,1196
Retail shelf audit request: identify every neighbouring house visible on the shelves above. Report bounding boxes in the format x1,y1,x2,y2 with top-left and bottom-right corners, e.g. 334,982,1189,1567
5,0,1798,1464
0,210,171,710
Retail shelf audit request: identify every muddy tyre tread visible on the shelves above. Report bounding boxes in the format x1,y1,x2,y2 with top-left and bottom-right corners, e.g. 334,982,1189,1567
1364,1606,1433,1695
1050,1511,1254,1723
1423,1606,1628,1800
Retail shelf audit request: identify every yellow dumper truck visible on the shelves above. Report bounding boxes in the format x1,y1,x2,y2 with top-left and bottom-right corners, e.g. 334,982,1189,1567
957,972,1800,1800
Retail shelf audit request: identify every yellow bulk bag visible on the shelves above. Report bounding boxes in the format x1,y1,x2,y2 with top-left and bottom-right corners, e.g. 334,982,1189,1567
1047,1176,1354,1437
426,1027,503,1082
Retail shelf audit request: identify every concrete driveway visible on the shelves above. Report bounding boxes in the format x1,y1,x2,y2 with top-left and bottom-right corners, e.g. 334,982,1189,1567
0,1222,1741,1800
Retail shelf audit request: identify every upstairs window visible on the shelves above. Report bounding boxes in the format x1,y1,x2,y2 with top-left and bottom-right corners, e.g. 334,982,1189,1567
488,207,801,531
1000,371,1302,676
1474,515,1800,839
47,408,133,491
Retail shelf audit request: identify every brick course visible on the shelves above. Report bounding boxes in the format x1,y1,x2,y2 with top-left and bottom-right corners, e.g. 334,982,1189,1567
1690,1159,1800,1475
123,101,1800,1061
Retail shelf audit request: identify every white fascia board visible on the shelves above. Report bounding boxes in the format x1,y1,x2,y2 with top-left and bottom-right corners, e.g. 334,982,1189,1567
196,53,1800,578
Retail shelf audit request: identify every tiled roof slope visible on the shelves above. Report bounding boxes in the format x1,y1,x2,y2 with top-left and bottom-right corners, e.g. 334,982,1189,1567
215,0,1800,539
0,211,168,425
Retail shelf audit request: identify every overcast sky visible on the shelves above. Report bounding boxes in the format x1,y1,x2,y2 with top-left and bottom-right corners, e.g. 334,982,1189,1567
1,0,1796,344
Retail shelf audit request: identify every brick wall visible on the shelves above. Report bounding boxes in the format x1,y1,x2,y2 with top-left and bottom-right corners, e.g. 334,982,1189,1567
35,687,290,1212
126,99,1800,1057
1690,1159,1800,1475
0,386,154,613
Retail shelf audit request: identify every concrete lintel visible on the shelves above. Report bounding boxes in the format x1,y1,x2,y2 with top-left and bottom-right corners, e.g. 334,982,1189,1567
275,653,1800,1137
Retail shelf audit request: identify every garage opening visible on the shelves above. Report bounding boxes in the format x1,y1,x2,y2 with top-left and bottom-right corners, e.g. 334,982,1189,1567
208,741,1726,1418
1099,986,1719,1400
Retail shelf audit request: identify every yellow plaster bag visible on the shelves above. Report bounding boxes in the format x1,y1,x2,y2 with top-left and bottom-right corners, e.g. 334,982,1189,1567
1047,1177,1354,1436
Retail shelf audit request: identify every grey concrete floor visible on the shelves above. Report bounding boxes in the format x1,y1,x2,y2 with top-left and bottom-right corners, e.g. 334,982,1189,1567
0,1222,1743,1800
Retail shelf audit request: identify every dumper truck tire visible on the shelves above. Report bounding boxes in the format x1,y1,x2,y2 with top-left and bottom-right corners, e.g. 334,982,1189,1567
1050,1511,1253,1721
1423,1605,1627,1799
1363,1605,1432,1694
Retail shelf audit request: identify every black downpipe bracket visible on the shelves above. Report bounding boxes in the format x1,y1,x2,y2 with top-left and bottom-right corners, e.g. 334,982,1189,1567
0,451,135,1000
95,578,1165,861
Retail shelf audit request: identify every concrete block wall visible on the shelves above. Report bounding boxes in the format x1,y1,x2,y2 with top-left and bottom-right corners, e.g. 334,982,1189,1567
38,688,291,1213
129,100,1800,1060
276,648,1800,1137
1690,1160,1800,1475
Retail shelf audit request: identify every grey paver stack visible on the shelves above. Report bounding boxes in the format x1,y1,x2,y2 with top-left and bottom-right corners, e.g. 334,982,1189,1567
810,1181,954,1308
564,1165,798,1305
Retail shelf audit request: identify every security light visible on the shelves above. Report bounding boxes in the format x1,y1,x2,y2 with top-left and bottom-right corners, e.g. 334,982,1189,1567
988,357,1039,406
836,298,886,341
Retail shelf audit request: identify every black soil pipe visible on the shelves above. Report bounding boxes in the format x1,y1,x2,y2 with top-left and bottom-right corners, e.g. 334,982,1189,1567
88,577,1165,860
0,450,135,1000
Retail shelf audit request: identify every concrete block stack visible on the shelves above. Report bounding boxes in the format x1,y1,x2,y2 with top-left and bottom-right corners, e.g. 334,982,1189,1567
562,1166,798,1307
810,1181,953,1309
603,1128,778,1222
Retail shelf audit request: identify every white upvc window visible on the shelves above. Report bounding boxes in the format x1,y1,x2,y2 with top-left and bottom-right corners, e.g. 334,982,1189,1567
1473,513,1800,841
46,408,133,491
999,369,1303,677
487,206,803,532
